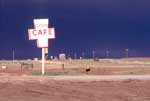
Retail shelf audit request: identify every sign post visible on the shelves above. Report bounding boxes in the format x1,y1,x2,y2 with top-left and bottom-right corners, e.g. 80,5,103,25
42,48,45,75
28,19,55,75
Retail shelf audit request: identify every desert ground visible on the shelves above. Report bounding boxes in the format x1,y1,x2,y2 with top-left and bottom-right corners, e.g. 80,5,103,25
0,58,150,101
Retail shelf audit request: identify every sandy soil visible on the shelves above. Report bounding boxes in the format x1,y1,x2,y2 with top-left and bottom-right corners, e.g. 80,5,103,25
0,60,150,101
0,76,149,101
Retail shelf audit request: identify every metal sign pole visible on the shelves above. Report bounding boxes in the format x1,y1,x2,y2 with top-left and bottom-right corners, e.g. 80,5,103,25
42,48,45,75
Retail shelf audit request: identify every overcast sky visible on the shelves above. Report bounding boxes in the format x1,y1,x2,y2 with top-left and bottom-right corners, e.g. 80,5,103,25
1,0,150,59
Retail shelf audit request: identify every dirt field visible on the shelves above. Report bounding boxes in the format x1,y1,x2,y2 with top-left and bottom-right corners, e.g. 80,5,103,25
1,59,150,75
0,76,150,101
0,59,150,101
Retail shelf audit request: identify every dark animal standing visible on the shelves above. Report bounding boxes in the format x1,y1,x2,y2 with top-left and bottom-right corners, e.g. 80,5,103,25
85,67,91,74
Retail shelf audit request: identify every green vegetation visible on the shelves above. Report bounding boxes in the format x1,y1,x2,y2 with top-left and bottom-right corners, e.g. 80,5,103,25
32,71,85,76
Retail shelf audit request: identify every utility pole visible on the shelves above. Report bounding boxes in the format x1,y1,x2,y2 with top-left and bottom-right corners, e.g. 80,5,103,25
125,49,129,58
106,49,110,58
12,50,15,62
74,52,77,60
82,52,85,59
92,50,95,59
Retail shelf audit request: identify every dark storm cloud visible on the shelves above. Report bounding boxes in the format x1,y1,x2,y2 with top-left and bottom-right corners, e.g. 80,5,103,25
2,0,150,17
1,0,150,59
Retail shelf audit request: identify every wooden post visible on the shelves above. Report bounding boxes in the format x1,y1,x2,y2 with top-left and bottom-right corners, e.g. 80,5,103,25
42,48,45,75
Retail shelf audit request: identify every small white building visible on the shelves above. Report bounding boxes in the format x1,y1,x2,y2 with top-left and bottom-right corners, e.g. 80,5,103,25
59,53,66,60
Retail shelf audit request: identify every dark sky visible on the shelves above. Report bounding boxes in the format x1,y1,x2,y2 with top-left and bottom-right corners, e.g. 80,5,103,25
1,0,150,59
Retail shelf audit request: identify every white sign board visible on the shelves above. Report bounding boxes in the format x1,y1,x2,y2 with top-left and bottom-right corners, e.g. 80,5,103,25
28,19,55,48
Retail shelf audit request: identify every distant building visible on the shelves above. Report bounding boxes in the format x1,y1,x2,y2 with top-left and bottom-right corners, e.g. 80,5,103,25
34,58,38,61
59,53,66,60
50,56,53,60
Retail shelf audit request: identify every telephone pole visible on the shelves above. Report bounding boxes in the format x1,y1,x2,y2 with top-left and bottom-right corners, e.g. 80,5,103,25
13,50,15,62
125,49,129,58
92,50,95,59
106,49,110,58
82,52,85,59
74,52,77,59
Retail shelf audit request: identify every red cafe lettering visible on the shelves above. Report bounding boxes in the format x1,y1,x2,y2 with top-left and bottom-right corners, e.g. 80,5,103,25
28,28,55,41
32,29,50,36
